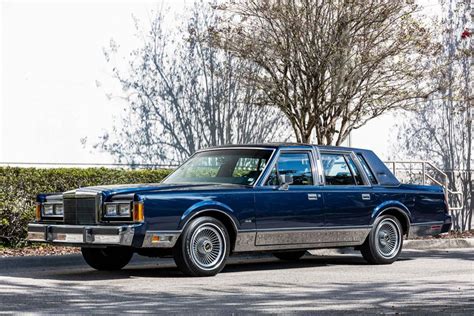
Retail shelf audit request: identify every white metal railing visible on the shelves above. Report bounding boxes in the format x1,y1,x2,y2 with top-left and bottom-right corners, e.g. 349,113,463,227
384,160,464,211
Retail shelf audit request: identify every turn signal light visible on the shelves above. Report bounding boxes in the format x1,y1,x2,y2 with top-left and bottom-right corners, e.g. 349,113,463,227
35,203,41,221
133,202,144,222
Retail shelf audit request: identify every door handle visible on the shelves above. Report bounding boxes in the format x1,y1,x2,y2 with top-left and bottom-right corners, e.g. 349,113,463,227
362,193,371,200
308,193,320,200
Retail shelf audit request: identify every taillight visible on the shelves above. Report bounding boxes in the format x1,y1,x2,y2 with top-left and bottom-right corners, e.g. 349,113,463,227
442,188,450,214
133,202,144,222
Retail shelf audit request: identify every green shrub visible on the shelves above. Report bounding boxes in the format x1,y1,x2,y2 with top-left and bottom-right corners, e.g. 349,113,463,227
0,167,172,247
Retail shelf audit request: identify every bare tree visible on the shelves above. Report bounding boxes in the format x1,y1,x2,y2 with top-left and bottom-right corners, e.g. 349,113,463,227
214,0,441,144
394,0,472,231
96,1,290,165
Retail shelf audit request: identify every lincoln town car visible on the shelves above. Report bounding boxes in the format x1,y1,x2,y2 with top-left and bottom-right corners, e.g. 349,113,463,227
28,144,452,276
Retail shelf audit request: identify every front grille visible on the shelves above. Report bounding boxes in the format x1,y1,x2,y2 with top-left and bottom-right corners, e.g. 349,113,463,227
63,196,99,225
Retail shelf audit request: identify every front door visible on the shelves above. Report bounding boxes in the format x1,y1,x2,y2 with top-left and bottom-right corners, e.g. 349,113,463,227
254,150,324,246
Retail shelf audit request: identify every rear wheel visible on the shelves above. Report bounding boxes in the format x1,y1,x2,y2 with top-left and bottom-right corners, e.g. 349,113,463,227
360,215,403,264
273,250,307,261
81,247,133,271
173,216,230,277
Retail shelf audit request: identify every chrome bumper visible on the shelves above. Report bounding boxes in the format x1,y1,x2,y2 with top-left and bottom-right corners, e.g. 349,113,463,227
141,231,180,248
27,223,136,246
407,219,451,239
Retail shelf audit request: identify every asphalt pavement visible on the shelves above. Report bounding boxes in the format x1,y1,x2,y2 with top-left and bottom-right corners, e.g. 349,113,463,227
0,249,472,314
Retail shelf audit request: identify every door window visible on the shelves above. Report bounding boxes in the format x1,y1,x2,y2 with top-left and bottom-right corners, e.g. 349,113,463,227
357,154,378,184
266,152,314,186
321,153,364,185
345,155,364,185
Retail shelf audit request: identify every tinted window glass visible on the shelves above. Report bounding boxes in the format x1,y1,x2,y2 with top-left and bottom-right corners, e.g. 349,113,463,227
321,153,356,185
266,152,314,186
164,149,271,185
345,155,364,185
232,157,267,182
357,154,378,184
266,166,279,186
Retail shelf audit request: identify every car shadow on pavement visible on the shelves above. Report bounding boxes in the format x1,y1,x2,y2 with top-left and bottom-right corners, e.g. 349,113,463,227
3,255,372,281
0,266,472,314
0,250,472,314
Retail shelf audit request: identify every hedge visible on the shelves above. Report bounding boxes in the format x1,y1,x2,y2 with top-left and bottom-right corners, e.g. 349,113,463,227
0,167,172,246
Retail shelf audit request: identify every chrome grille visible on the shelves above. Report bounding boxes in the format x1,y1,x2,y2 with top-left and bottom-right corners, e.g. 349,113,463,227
63,196,99,225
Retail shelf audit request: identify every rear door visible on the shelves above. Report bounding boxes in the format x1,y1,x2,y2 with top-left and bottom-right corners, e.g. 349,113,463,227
319,151,378,228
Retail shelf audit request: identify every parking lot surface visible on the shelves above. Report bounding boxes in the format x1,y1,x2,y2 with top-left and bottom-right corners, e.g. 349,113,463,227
0,249,472,314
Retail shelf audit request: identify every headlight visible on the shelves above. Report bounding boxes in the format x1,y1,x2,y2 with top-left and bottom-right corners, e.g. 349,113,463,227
103,202,132,219
41,203,63,218
54,204,64,216
118,204,131,216
43,204,54,216
105,204,118,216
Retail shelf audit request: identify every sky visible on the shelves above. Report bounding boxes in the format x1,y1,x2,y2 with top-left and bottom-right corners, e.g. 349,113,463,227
0,0,440,166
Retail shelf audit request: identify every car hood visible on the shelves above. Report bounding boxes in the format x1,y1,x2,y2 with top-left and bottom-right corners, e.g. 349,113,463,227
69,182,250,197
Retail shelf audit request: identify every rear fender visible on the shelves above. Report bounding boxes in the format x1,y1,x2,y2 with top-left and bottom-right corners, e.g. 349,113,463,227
371,200,412,231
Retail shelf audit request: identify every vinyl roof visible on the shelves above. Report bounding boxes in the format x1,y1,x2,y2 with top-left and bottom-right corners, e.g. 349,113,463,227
206,143,370,152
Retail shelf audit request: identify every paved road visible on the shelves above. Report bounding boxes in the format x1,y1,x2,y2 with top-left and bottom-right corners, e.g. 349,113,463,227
0,249,472,314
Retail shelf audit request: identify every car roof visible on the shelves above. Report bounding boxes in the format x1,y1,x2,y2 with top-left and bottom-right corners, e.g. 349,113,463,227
202,143,371,152
199,143,399,186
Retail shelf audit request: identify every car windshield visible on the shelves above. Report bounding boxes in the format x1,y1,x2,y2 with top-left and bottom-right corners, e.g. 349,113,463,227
163,148,273,185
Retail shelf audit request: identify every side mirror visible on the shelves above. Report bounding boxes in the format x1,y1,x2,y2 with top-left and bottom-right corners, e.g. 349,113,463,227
278,174,293,190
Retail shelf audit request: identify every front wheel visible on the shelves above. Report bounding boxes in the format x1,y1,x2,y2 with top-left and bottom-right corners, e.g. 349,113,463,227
81,247,133,271
173,216,230,277
360,215,403,264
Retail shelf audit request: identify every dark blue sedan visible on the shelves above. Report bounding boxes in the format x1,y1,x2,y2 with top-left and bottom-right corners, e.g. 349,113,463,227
28,144,452,276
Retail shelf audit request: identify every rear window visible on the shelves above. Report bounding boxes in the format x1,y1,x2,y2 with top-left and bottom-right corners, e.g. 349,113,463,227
357,154,378,185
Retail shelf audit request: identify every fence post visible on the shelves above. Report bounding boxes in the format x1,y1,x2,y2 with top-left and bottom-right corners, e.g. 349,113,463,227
422,162,426,185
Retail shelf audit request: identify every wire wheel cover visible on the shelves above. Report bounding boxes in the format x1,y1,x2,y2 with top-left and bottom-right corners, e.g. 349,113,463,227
375,219,401,259
189,223,225,270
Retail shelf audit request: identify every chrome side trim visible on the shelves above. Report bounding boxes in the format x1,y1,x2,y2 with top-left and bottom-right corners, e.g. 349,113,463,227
234,231,257,252
256,227,371,246
233,226,372,252
142,231,181,248
410,221,445,226
255,225,372,232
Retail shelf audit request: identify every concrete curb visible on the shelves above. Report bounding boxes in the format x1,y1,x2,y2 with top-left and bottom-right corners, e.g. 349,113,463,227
309,238,474,256
403,238,474,250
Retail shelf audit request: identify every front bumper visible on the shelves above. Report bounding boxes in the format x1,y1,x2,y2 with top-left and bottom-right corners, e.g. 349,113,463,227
27,223,181,248
27,223,136,246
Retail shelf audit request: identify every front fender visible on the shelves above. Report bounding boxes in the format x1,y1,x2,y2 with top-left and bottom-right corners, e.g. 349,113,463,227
370,200,413,225
177,200,239,231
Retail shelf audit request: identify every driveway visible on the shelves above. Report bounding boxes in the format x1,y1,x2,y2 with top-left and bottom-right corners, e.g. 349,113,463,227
0,249,472,314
